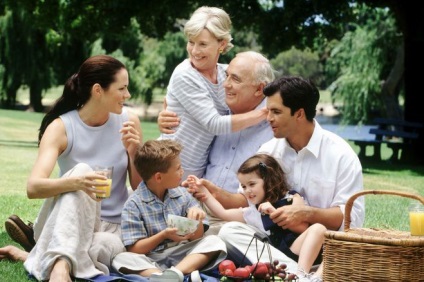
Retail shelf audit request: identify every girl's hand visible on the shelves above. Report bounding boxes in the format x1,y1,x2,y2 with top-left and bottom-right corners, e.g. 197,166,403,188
258,201,276,215
120,121,140,158
186,175,209,201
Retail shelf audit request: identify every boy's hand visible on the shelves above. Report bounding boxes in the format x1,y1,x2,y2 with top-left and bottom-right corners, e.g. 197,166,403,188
187,207,206,221
165,228,197,242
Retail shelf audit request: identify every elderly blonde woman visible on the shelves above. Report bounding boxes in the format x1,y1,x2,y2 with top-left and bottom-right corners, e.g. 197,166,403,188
159,6,267,179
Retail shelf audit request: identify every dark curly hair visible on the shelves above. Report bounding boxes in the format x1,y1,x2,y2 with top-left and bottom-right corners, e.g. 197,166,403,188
237,154,289,204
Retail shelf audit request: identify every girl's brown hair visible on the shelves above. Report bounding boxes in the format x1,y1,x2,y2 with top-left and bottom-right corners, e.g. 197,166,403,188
237,154,289,204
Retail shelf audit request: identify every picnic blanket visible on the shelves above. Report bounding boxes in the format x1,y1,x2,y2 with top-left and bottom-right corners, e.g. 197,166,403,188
24,190,125,281
28,269,220,281
82,272,219,282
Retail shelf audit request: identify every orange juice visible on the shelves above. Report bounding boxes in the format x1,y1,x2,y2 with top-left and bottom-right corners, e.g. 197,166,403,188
409,211,424,236
95,179,112,199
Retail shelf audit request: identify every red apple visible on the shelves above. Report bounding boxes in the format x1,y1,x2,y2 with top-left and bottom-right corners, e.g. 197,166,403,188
253,264,269,279
244,265,254,274
251,262,267,269
233,267,251,279
224,269,234,276
218,259,236,275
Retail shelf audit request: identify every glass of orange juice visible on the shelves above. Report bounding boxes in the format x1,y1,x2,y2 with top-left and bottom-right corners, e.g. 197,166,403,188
94,166,113,199
409,202,424,236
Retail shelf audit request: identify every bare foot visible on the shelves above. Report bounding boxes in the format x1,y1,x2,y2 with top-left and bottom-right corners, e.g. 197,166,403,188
0,245,28,261
49,258,72,282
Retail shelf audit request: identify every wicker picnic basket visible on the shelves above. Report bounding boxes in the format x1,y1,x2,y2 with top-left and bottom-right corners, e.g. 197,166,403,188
323,190,424,281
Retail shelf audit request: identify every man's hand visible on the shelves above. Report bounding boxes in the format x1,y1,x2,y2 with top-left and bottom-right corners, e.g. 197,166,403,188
269,204,308,230
157,110,180,134
199,178,222,198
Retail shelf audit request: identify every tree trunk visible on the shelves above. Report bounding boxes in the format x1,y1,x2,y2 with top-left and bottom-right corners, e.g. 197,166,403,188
401,3,424,164
29,81,44,112
380,43,404,122
3,77,19,109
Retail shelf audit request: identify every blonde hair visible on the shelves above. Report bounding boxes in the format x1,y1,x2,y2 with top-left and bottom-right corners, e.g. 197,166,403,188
134,140,183,181
184,6,234,54
235,51,275,85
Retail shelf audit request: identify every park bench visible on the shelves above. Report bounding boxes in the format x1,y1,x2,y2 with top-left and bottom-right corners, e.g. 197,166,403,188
349,118,423,162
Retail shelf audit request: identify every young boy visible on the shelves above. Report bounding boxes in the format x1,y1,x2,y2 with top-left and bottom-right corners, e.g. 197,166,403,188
112,140,227,282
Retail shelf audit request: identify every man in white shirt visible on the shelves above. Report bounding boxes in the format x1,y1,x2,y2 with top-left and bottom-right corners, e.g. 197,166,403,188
201,76,364,274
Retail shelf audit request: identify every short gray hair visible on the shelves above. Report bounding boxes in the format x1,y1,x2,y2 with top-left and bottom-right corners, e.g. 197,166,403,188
184,6,234,54
236,51,275,85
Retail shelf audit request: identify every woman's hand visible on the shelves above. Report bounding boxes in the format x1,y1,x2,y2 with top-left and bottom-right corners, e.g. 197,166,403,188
120,121,140,158
78,172,107,200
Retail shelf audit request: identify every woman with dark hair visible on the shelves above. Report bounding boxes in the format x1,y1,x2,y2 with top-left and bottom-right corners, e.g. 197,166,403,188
0,55,143,281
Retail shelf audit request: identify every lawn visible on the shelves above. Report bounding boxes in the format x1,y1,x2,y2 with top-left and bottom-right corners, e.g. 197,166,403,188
0,108,160,281
0,108,423,281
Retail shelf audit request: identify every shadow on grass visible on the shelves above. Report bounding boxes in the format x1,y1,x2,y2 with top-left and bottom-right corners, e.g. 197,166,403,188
360,158,424,176
0,139,38,147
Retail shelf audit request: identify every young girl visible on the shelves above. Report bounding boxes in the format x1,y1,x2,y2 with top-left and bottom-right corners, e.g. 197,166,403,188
187,154,325,282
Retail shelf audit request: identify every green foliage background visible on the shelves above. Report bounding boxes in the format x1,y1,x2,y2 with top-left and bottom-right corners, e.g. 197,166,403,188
326,4,401,124
0,0,406,125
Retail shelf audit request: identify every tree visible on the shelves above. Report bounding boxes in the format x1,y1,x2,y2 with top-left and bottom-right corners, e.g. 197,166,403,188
0,5,53,111
375,1,424,162
271,46,322,83
219,0,424,161
0,0,80,111
1,0,423,161
326,4,400,124
0,0,196,111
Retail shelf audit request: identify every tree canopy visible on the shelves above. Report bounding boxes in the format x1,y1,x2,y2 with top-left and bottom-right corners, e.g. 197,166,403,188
1,0,423,161
0,0,358,108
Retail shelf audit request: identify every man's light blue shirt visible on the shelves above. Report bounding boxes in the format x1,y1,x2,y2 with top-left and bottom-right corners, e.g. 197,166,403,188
203,98,274,192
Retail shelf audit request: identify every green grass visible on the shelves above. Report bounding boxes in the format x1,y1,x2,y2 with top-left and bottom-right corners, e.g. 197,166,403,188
0,108,160,281
0,108,423,281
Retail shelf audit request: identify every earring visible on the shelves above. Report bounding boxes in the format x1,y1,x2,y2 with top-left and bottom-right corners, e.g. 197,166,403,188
219,49,223,54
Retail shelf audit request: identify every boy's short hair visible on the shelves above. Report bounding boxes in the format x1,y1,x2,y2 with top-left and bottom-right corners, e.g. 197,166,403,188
134,139,183,181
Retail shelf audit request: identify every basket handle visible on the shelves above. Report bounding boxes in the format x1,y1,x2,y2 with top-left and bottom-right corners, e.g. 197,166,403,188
344,190,424,231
